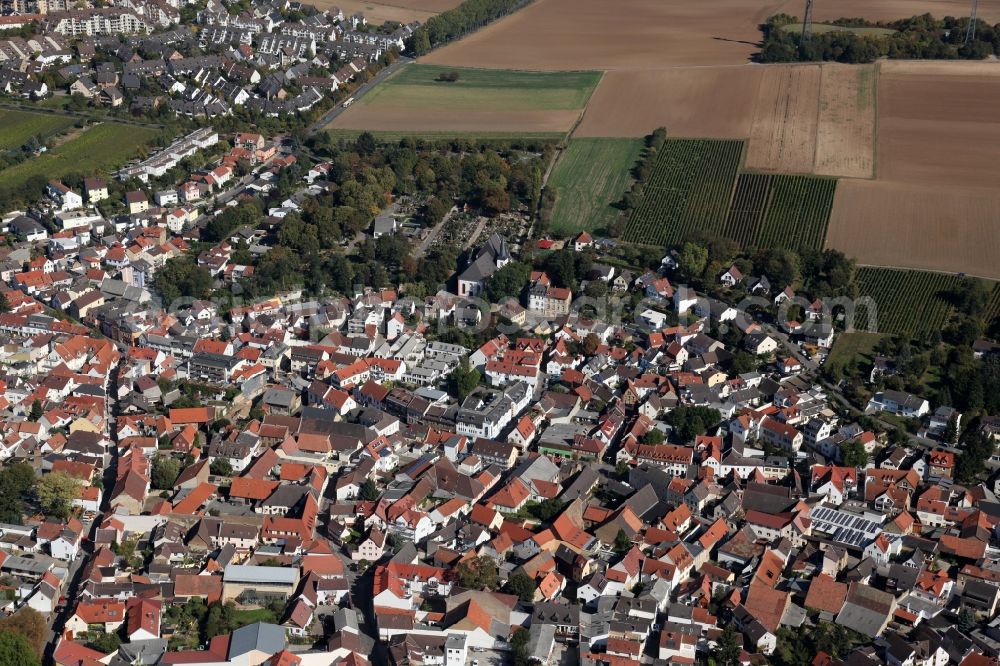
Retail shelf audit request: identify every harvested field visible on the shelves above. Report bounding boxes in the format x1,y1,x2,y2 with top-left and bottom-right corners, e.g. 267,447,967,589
877,61,1000,188
814,64,876,178
327,66,600,136
310,0,461,23
421,0,787,70
575,67,763,139
746,65,821,174
825,179,1000,280
420,0,997,72
822,59,1000,279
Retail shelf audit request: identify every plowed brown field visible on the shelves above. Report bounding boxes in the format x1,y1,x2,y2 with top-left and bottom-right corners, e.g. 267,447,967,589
745,65,821,173
825,60,1000,279
421,0,786,70
420,0,1000,71
574,67,764,138
312,0,462,23
877,61,1000,187
826,180,1000,279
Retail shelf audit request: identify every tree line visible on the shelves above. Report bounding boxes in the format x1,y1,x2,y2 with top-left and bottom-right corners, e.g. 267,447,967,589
405,0,531,55
760,13,1000,63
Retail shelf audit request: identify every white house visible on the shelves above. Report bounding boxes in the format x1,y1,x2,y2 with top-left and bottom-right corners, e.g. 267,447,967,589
47,181,83,211
866,390,930,419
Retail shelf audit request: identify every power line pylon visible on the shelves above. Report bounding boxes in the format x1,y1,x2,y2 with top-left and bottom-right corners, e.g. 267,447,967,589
965,0,979,43
802,0,815,42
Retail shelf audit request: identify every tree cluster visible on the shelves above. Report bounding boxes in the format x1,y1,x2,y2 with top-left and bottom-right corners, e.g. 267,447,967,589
406,0,528,55
760,13,1000,63
153,256,213,306
245,135,546,298
35,471,80,519
447,360,481,402
664,406,722,441
151,455,181,490
540,248,593,291
456,555,499,590
956,428,996,484
0,464,34,524
0,609,45,658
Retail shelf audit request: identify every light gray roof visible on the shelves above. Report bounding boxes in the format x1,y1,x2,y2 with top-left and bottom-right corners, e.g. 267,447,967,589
223,564,298,585
228,622,286,659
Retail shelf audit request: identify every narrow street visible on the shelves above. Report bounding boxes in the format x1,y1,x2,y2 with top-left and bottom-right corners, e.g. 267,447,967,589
412,209,454,259
43,352,125,662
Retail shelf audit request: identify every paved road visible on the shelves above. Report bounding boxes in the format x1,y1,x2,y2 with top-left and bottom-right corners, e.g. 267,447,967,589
307,57,413,135
43,354,124,661
412,208,454,259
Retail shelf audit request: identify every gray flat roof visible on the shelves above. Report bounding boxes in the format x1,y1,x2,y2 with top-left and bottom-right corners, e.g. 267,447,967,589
223,564,298,585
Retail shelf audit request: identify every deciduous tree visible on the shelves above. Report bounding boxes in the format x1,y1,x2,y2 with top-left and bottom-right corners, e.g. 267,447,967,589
35,472,80,519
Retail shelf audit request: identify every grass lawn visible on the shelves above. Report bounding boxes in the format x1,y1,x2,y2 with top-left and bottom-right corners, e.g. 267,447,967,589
779,23,897,36
358,65,602,111
0,110,76,150
0,122,158,190
547,137,643,235
229,607,278,626
825,331,884,377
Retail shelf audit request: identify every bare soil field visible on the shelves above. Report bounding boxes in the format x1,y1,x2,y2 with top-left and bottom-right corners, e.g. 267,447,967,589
826,180,1000,279
420,0,1000,71
327,106,581,134
313,0,461,23
877,62,1000,187
577,63,875,179
574,67,764,138
745,65,821,173
814,64,876,178
421,0,787,70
